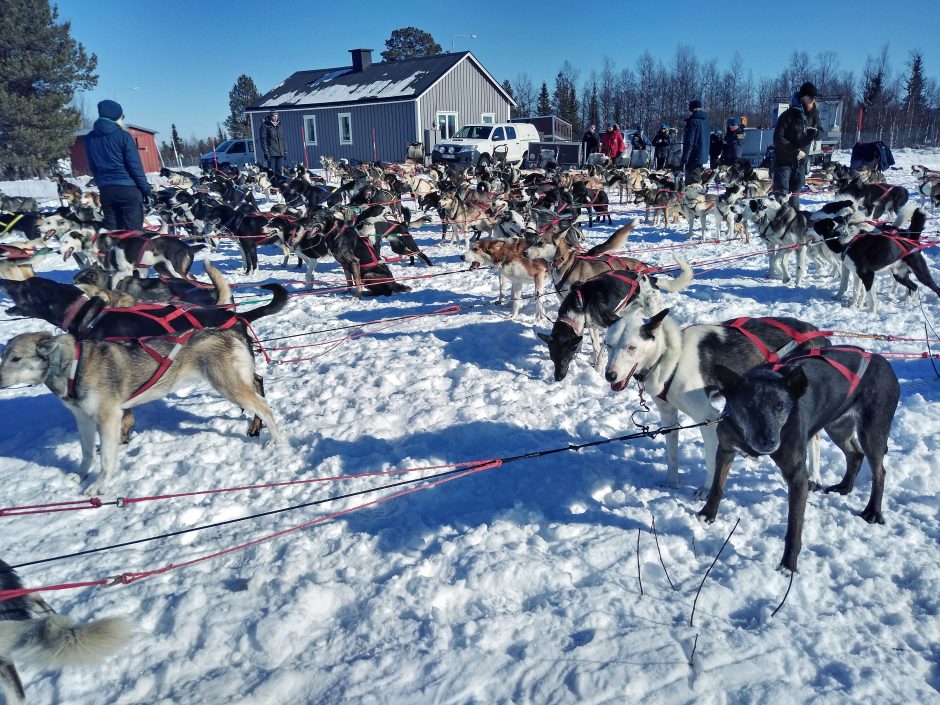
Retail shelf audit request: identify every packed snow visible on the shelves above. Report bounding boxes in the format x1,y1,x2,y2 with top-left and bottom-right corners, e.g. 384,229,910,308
1,149,939,704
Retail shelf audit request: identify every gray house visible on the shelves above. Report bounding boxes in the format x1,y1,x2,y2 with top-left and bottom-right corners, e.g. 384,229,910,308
247,48,515,165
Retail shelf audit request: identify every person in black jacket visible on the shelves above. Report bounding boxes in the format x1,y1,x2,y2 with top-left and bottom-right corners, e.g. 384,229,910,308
652,124,671,170
581,124,600,163
84,99,153,231
721,118,746,166
261,111,288,175
772,81,822,206
709,131,723,169
680,100,710,185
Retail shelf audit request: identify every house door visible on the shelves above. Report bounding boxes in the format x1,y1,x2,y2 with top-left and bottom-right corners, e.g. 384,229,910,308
436,112,457,139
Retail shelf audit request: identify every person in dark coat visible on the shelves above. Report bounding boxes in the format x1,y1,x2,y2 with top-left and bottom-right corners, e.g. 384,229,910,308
709,131,723,169
652,124,671,170
261,111,288,175
721,118,746,166
772,81,823,206
83,99,153,232
680,100,710,185
581,124,600,163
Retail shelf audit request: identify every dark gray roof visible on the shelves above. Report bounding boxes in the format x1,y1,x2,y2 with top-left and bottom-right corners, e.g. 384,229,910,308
248,52,513,111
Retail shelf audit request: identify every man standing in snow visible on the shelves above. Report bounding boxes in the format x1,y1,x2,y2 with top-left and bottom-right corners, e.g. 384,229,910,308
83,99,152,231
652,124,671,170
581,124,600,164
680,100,710,185
772,81,822,207
261,111,288,175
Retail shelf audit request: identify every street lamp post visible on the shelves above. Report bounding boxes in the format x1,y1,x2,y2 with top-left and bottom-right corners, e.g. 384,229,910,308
451,33,477,51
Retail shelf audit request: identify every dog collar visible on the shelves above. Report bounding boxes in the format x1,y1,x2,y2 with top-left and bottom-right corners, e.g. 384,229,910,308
60,295,90,332
557,316,582,334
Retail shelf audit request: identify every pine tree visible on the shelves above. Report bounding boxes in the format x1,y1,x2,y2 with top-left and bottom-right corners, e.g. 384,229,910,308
171,124,182,153
588,83,600,128
225,74,260,139
536,82,551,115
216,124,226,143
381,27,442,62
501,79,514,99
0,0,98,177
903,51,926,112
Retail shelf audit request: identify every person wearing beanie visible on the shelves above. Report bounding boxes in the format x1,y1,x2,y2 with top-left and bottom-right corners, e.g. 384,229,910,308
261,111,287,175
721,117,746,166
580,123,600,164
83,99,153,231
680,99,710,185
629,124,652,166
652,124,672,170
772,80,823,205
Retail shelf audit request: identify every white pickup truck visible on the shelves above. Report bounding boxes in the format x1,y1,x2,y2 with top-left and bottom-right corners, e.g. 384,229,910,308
432,122,539,167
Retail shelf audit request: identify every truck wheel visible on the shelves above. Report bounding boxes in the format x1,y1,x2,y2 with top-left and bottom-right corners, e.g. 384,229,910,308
477,154,490,168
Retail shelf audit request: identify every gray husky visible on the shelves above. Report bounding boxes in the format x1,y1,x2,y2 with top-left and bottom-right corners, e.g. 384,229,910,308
0,330,283,496
0,559,127,705
698,346,899,573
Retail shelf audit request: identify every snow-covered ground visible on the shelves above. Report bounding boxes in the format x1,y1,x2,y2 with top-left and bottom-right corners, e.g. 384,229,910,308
1,150,939,704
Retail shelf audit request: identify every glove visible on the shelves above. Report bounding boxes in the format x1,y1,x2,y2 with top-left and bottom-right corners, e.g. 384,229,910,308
797,150,807,161
805,127,818,138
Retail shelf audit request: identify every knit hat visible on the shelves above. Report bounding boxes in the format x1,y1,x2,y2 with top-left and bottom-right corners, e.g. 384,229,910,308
97,99,123,121
727,118,739,127
689,99,702,111
661,123,668,129
798,81,817,99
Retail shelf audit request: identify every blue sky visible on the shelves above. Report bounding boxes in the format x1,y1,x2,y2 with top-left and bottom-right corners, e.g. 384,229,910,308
57,0,939,143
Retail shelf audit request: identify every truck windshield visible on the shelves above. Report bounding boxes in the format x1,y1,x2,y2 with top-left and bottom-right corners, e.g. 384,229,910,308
453,126,492,139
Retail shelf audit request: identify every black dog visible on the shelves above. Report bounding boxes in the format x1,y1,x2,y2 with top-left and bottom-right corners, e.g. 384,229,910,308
699,346,900,573
837,177,909,222
1,276,286,340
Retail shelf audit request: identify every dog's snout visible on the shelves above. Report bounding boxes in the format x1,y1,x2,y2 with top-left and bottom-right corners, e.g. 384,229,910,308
605,369,617,383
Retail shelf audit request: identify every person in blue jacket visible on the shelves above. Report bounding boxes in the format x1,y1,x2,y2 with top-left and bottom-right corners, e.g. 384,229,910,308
679,99,710,185
721,117,746,166
84,100,153,231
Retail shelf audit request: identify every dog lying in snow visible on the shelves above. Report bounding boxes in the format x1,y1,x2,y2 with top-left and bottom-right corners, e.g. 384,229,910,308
0,558,128,705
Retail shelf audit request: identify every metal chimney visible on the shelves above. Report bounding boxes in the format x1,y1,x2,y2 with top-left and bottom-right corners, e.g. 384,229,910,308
349,48,373,73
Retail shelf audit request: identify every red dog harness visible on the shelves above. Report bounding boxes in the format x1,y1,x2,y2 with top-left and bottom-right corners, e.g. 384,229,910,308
770,346,872,398
723,317,829,364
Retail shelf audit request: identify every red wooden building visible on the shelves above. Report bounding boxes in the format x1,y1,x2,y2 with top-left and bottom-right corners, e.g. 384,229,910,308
69,124,161,176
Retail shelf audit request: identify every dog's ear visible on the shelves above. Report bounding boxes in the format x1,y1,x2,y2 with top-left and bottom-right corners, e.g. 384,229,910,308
34,335,57,360
536,331,553,344
640,308,669,339
782,366,809,400
714,364,741,394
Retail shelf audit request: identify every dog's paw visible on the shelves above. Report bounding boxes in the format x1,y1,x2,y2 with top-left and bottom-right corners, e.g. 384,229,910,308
65,472,83,486
84,481,104,497
695,507,717,524
859,507,885,525
776,563,795,578
808,480,823,492
824,482,852,495
692,486,710,500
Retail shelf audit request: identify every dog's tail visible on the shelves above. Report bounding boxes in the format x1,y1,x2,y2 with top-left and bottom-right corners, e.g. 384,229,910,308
0,615,129,668
204,258,233,306
652,257,693,292
586,219,636,256
894,202,918,229
239,284,289,322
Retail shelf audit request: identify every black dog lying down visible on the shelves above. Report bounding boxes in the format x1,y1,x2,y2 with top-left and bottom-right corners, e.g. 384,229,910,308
0,276,286,339
73,259,233,306
699,346,900,573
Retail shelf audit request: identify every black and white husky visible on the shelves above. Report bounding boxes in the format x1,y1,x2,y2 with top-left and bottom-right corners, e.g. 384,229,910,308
0,559,127,705
604,309,829,492
836,177,912,225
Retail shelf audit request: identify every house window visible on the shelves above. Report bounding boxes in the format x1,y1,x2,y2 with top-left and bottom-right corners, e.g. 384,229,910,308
303,115,317,145
481,113,495,125
338,113,352,144
436,111,457,139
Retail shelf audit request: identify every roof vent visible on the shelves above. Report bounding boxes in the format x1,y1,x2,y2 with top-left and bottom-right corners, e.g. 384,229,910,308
349,48,373,73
